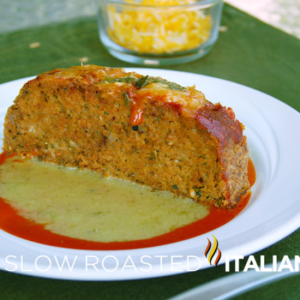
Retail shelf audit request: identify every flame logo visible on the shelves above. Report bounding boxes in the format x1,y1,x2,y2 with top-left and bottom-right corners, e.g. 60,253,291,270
205,234,222,266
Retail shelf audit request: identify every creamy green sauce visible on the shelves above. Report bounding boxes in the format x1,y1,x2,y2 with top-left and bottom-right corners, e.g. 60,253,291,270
0,157,209,242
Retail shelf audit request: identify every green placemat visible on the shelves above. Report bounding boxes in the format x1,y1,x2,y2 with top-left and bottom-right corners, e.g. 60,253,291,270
1,4,300,300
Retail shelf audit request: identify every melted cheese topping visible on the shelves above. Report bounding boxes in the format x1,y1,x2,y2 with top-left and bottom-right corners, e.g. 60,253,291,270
40,65,209,115
137,83,207,111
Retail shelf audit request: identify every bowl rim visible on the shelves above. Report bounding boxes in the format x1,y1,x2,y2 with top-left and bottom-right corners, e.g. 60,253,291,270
99,0,222,9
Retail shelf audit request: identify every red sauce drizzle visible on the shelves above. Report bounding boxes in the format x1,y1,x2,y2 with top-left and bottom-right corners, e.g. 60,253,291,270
128,89,145,126
130,99,144,125
0,152,255,250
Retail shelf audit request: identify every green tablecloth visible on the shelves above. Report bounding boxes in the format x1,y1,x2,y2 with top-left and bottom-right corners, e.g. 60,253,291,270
1,4,300,299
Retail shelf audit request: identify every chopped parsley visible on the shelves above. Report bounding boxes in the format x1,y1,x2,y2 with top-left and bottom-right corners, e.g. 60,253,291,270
102,76,137,84
102,75,186,91
134,75,149,89
148,77,186,91
123,91,131,106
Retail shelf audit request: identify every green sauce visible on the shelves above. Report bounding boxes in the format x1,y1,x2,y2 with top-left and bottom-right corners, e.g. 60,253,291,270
0,157,209,242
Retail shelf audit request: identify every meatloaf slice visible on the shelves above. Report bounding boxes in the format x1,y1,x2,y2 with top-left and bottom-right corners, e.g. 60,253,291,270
3,65,250,207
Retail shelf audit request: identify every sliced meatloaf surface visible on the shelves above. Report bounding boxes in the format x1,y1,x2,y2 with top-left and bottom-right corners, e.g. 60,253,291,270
3,65,250,207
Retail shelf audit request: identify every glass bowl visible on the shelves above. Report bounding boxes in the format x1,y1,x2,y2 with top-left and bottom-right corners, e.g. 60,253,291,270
96,0,223,66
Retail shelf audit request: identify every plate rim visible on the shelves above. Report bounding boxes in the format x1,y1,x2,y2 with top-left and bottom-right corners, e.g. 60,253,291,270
0,68,300,280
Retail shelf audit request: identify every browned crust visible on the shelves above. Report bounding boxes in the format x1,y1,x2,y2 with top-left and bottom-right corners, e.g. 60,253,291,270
195,103,244,147
195,103,248,206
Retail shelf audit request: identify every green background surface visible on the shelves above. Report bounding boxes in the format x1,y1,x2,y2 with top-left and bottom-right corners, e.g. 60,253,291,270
1,4,300,299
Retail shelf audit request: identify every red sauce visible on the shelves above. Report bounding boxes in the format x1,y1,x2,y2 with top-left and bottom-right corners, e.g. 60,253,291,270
0,152,255,250
130,99,144,125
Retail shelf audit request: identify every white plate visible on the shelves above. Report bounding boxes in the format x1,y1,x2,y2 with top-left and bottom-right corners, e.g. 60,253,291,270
0,69,300,281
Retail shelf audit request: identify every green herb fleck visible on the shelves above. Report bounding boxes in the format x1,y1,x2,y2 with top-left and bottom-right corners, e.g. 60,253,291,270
150,150,158,161
104,111,109,115
132,125,138,131
102,76,137,84
134,75,149,89
172,185,178,190
123,91,131,106
148,77,186,91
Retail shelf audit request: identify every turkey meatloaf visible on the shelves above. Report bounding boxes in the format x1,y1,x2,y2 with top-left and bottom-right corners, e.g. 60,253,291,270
3,65,250,207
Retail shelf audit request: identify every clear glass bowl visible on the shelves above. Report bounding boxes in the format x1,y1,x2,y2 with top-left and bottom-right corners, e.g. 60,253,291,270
96,0,223,66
